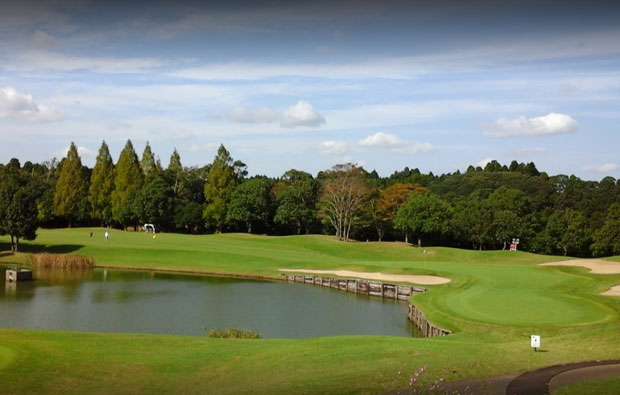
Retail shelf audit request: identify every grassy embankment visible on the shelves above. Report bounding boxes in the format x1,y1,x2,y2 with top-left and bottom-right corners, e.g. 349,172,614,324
0,228,619,394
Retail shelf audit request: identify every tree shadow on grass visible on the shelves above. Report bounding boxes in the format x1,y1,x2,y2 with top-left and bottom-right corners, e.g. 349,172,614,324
0,242,85,254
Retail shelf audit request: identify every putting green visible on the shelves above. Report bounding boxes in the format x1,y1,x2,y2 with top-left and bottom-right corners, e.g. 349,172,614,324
428,264,614,326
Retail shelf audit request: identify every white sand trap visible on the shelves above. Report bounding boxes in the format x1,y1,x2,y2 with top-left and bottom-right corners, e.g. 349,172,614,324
279,269,451,285
601,285,620,297
539,259,620,274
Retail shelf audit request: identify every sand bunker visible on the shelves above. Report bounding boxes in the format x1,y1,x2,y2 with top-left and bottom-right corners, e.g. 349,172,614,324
279,269,451,285
539,259,620,274
601,285,620,297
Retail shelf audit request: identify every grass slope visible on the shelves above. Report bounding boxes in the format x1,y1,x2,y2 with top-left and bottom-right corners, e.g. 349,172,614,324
1,228,620,394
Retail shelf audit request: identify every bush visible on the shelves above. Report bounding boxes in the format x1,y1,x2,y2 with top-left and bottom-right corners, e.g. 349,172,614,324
204,328,261,339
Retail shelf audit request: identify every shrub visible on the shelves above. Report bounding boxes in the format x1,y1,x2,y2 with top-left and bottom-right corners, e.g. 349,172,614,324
204,328,261,339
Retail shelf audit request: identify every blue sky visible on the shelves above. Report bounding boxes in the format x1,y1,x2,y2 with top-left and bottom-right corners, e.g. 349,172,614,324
1,0,619,179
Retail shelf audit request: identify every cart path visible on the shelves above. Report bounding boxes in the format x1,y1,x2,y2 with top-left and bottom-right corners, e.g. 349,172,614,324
428,360,620,395
505,360,620,395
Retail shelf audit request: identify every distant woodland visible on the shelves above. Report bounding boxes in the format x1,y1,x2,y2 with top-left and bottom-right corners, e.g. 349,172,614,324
1,140,619,257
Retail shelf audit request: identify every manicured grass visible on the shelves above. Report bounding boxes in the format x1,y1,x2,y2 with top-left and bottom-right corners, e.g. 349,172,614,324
1,228,620,394
0,345,19,371
554,376,620,395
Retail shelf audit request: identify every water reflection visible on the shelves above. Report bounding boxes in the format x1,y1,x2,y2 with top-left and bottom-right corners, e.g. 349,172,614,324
34,268,94,284
0,265,421,338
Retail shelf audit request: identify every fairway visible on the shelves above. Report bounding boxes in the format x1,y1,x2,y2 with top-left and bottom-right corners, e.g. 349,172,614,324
1,228,620,394
4,228,616,329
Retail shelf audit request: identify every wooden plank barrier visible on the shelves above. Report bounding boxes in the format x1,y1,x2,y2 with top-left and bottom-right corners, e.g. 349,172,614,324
356,280,369,295
412,286,426,295
280,272,447,338
407,302,451,337
368,282,383,297
383,284,397,299
397,285,412,301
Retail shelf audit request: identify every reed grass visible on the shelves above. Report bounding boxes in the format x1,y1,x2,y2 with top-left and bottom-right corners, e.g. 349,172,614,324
28,253,94,270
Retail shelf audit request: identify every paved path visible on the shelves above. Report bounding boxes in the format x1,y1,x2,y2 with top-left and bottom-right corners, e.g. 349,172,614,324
505,360,620,395
390,360,620,394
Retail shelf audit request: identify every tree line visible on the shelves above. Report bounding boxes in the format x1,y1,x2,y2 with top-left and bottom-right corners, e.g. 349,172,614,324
1,140,619,257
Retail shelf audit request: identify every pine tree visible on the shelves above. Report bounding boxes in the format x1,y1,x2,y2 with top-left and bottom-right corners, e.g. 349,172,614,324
112,140,144,228
53,142,88,227
168,148,183,196
140,141,159,178
89,141,115,226
168,148,182,173
203,144,239,233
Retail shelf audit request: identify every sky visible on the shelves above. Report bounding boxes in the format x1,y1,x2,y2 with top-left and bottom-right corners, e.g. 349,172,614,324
1,0,619,179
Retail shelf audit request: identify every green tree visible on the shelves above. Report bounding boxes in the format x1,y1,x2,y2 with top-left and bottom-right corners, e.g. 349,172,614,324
374,183,427,241
167,148,183,196
53,142,88,227
486,187,530,249
175,202,204,233
140,141,161,178
112,140,144,229
134,174,173,230
89,141,115,226
0,166,38,252
545,209,589,256
274,170,319,234
452,193,493,250
203,145,240,232
591,203,620,257
227,177,275,233
394,193,453,247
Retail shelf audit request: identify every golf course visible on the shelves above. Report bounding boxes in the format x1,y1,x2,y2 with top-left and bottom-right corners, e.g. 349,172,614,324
1,228,619,394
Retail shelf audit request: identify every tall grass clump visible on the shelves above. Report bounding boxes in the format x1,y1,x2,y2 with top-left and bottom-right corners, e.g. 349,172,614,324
204,328,262,339
29,253,94,270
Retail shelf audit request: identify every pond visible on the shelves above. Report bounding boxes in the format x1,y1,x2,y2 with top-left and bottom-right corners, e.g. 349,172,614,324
1,266,420,338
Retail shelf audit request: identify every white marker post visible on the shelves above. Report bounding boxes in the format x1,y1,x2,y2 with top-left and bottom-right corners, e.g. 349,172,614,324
531,334,541,352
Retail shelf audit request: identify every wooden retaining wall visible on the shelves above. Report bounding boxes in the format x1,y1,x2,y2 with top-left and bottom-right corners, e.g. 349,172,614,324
282,273,450,337
407,303,451,337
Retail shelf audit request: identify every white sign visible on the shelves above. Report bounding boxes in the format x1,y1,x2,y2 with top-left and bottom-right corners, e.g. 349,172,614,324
531,334,541,349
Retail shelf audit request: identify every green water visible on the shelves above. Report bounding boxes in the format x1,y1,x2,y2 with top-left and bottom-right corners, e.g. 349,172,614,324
1,266,419,338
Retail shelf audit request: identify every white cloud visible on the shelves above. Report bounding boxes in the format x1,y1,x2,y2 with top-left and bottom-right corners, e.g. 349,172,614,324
477,158,495,167
359,132,433,154
582,163,618,173
227,107,279,123
281,101,326,128
186,143,219,152
0,86,63,122
318,140,349,156
484,112,578,138
56,145,95,159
